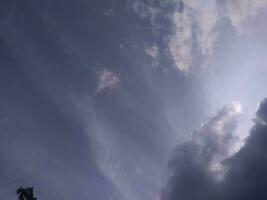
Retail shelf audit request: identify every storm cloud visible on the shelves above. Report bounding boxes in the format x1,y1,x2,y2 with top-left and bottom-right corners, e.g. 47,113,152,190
162,98,267,200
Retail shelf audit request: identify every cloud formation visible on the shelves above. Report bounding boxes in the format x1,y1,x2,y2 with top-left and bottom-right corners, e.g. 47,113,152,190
130,0,267,72
169,0,267,72
162,98,267,200
97,69,120,92
161,102,240,200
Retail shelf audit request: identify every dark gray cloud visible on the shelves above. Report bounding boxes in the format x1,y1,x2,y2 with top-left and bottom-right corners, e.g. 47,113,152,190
162,98,267,200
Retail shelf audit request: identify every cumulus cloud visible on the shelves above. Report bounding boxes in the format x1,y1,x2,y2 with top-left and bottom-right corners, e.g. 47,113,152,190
162,98,267,200
130,0,267,72
161,102,240,200
96,69,120,92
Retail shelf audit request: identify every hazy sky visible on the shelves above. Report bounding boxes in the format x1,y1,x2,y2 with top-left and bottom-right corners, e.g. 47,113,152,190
1,0,267,200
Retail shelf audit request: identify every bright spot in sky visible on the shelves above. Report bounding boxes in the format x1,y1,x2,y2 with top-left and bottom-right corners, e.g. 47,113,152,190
231,101,242,114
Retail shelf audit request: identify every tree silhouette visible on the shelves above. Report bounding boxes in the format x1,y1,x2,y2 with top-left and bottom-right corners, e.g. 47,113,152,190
16,187,37,200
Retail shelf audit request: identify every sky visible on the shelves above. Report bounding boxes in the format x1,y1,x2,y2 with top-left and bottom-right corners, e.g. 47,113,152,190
1,0,267,199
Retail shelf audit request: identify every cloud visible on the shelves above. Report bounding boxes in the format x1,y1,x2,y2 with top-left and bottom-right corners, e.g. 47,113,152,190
255,98,267,125
129,0,161,28
162,98,267,200
168,0,267,72
222,0,267,31
131,1,159,19
145,45,159,59
96,69,120,92
130,0,267,72
168,0,218,72
218,98,267,200
161,102,240,200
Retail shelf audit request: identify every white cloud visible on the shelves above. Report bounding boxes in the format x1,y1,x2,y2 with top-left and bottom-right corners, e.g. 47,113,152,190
97,69,120,92
130,0,267,72
205,102,241,133
223,0,267,32
168,8,198,72
168,0,267,72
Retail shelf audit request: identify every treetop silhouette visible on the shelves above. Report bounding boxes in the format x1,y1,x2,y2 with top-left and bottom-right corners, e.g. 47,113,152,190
16,187,37,200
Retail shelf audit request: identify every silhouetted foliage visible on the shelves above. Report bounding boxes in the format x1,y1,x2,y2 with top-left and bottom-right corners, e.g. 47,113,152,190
16,187,37,200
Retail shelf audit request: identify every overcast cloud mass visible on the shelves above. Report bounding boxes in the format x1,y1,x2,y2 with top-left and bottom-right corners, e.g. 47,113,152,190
1,0,267,200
